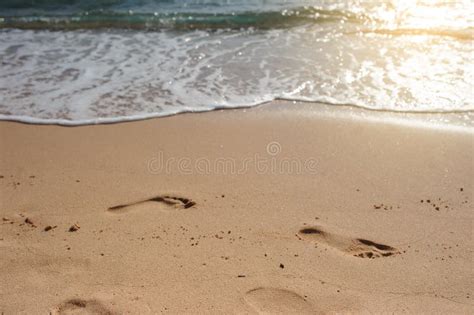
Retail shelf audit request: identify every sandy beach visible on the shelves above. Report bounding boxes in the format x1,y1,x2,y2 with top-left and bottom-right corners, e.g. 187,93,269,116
0,101,472,314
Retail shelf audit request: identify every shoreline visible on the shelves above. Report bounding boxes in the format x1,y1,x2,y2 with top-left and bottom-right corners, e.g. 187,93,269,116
1,101,472,313
1,100,473,129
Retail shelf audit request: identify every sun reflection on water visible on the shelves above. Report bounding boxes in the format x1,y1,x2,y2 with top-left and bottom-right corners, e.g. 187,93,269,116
375,0,472,30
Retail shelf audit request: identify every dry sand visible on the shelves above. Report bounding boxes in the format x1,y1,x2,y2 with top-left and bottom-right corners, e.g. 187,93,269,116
0,101,473,314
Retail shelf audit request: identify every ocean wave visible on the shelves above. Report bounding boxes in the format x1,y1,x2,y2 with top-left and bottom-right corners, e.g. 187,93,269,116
2,10,472,42
0,7,368,31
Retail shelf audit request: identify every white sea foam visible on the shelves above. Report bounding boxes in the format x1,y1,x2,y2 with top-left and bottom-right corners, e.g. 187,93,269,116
0,25,472,125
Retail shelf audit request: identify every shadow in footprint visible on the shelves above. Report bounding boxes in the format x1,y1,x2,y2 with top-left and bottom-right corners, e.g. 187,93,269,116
51,298,114,315
298,226,400,259
108,195,196,214
244,287,316,314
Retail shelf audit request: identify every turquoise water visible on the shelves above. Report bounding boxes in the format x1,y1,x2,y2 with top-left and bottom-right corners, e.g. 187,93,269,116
0,1,472,124
1,0,472,36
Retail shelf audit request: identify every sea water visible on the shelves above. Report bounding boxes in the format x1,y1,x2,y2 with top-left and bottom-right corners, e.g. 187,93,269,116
0,0,472,125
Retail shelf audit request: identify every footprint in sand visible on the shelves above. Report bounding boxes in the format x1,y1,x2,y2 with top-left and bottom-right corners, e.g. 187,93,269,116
244,287,316,314
107,195,196,214
298,225,400,259
51,298,113,315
